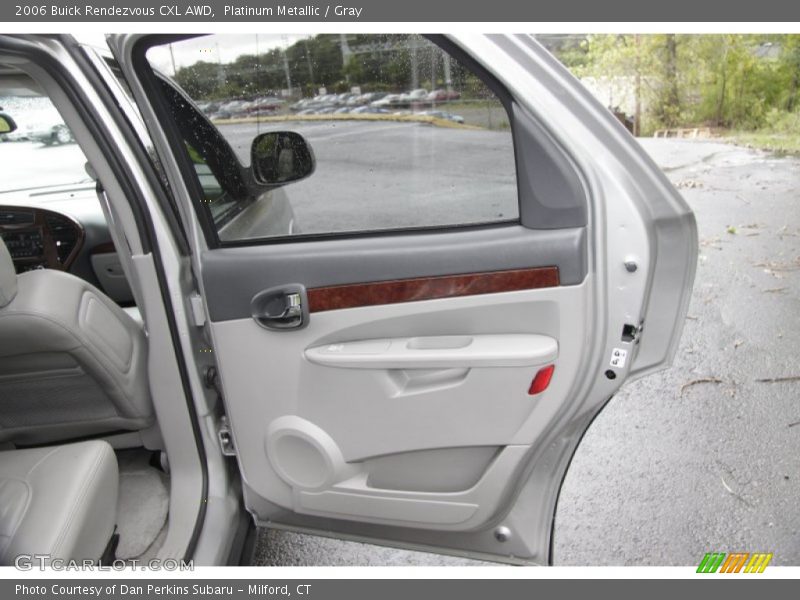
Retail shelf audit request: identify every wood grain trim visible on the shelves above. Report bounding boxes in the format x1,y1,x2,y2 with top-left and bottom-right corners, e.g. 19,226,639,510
90,241,117,255
307,266,560,313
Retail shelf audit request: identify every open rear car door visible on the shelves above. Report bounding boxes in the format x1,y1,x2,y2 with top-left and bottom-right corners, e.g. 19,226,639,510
107,33,697,564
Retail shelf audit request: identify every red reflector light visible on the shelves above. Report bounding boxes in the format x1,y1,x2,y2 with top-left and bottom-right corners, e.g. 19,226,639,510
529,365,555,395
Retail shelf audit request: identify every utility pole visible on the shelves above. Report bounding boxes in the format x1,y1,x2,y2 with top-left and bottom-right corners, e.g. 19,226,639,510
215,41,224,89
339,34,352,67
168,43,177,77
339,34,352,84
443,52,452,93
430,45,437,91
303,39,315,89
410,35,419,89
281,35,292,94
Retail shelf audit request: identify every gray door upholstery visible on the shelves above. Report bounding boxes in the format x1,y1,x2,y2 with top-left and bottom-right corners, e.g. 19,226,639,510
0,237,153,444
0,440,118,564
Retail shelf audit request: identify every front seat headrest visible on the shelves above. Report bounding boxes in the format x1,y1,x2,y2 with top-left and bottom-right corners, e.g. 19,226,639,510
0,236,18,307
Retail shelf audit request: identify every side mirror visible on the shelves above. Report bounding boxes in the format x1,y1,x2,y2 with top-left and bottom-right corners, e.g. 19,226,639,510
0,112,17,134
251,131,315,186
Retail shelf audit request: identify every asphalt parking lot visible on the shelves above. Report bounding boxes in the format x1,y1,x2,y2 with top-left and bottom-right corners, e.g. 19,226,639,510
247,134,800,566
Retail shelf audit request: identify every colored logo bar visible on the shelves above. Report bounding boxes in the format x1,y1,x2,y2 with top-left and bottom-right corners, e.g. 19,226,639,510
697,552,773,573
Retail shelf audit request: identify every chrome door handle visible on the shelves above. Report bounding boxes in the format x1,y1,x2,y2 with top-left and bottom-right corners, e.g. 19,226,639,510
271,292,303,326
251,284,309,331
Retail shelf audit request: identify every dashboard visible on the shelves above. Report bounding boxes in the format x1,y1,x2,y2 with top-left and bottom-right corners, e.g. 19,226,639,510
0,205,83,271
0,184,134,305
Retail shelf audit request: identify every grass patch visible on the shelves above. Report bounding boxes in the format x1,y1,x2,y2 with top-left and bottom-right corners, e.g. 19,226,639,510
721,109,800,157
724,131,800,157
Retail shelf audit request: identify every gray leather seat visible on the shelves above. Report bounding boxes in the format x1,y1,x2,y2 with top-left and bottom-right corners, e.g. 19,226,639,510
0,237,153,444
0,440,118,564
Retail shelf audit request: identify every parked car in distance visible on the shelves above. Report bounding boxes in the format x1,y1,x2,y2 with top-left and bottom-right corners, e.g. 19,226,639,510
401,88,429,103
350,106,390,114
416,110,465,124
209,110,233,120
196,101,220,115
27,117,75,145
371,93,402,107
251,96,285,112
427,89,449,102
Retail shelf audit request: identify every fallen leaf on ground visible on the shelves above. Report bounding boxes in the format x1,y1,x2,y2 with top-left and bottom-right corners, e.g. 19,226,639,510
716,461,755,508
701,237,723,250
754,257,800,272
676,179,704,189
680,377,724,395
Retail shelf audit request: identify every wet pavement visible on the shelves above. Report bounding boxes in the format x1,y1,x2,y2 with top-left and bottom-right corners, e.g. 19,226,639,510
554,139,800,565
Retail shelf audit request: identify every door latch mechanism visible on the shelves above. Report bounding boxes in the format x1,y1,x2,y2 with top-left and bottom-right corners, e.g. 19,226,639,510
217,416,236,456
251,283,309,331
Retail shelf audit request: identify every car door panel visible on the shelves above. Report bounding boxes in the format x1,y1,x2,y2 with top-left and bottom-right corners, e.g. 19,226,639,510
209,276,589,532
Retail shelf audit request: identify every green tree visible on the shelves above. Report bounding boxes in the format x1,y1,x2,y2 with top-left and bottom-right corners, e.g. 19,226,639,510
580,33,798,133
174,61,222,99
